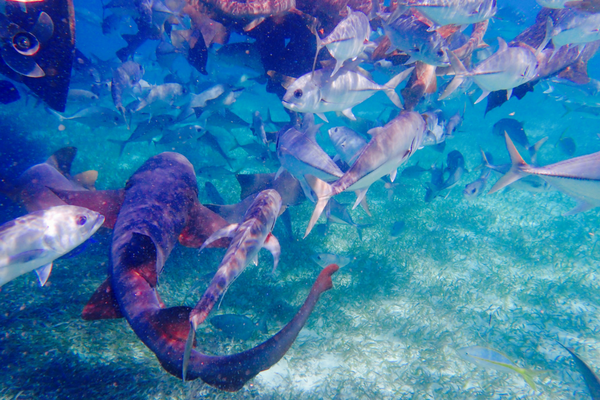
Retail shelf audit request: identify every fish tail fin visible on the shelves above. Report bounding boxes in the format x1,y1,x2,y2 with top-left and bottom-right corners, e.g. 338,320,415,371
488,133,528,194
311,24,323,74
514,367,537,391
304,175,333,238
107,139,127,156
561,103,572,118
356,223,373,240
46,107,66,122
384,67,414,109
439,50,467,100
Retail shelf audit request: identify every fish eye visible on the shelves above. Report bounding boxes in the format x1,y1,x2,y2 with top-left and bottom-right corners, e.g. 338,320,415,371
437,50,444,57
15,34,31,50
76,215,87,226
294,89,303,98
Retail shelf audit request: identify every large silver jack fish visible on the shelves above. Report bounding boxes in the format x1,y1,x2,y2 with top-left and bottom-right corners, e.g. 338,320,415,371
489,133,600,215
0,205,104,287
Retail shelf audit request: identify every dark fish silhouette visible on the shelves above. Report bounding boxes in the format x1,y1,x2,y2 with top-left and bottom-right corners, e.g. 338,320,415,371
557,342,600,400
492,119,530,149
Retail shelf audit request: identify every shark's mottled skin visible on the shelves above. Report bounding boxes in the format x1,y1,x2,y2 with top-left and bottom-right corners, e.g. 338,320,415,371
86,152,337,392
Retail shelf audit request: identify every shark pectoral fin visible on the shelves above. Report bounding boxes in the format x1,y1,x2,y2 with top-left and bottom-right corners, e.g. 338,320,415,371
389,168,398,183
82,277,123,320
352,189,369,211
263,233,281,273
475,91,491,104
316,113,329,123
565,200,595,216
304,175,334,238
73,170,99,190
35,263,53,286
199,224,239,252
488,134,528,194
341,108,356,120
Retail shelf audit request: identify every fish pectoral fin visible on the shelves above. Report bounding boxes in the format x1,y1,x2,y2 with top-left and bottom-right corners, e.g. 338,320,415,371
316,113,329,123
564,200,595,216
252,254,259,266
263,233,281,273
244,17,266,32
8,249,47,265
389,169,398,183
200,224,239,252
73,170,99,190
474,91,491,104
35,262,53,286
341,108,356,120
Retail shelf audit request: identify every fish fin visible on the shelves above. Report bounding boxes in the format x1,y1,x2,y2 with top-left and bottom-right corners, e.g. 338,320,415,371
497,37,508,52
356,223,373,240
263,233,281,273
360,194,371,216
331,60,344,78
342,108,356,120
352,188,369,211
529,136,548,165
275,166,285,181
46,147,77,177
199,224,239,252
488,133,528,194
179,202,230,248
384,67,414,109
474,91,491,104
311,25,324,75
73,170,99,190
537,17,553,56
304,175,333,238
244,17,266,32
182,322,195,381
367,126,383,135
389,168,397,183
82,277,123,320
252,254,259,266
48,188,125,229
506,88,513,100
256,313,269,334
564,200,595,216
107,138,128,157
512,366,537,391
35,262,53,286
316,113,329,123
439,51,465,100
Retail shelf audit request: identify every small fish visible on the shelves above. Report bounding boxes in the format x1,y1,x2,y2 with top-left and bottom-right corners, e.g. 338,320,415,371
441,38,540,104
210,314,268,341
549,10,600,48
555,129,576,156
492,118,530,149
457,346,537,389
67,89,99,104
400,0,497,28
311,253,352,268
111,61,144,114
282,66,413,122
557,342,600,400
463,169,491,200
205,182,225,205
0,205,105,287
50,106,125,129
536,0,570,7
389,220,406,239
304,111,427,237
489,133,600,214
328,126,368,167
128,83,188,114
445,110,464,138
313,7,371,77
109,115,175,156
325,198,373,240
154,125,203,145
400,162,430,180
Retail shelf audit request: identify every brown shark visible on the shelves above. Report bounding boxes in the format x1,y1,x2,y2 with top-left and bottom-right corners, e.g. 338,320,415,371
74,152,338,391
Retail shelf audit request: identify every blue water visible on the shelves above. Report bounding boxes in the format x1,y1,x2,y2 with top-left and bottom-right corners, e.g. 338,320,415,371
1,0,600,398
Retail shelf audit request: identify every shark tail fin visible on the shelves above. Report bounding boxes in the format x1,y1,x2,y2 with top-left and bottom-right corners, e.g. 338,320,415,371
384,67,414,109
304,175,334,238
488,133,529,194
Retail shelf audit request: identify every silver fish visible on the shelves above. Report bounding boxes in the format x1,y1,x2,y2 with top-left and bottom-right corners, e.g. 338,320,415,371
463,169,491,200
400,0,497,28
128,83,188,114
50,106,125,129
489,133,600,215
314,7,371,77
440,38,539,104
325,198,372,239
0,205,104,287
384,9,449,66
536,0,570,7
328,126,368,167
276,114,344,202
282,66,413,122
304,111,427,237
111,61,144,113
550,10,600,48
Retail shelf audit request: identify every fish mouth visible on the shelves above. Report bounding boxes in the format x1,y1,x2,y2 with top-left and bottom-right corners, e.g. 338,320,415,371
91,214,106,233
281,100,296,110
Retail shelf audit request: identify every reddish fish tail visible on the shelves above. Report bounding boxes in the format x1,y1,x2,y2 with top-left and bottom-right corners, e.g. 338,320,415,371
185,264,339,391
488,133,529,194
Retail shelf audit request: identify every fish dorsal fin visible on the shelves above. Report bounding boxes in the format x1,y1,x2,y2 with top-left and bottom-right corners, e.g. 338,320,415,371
46,147,77,177
82,277,124,320
73,170,98,190
367,126,383,135
497,37,508,52
266,70,296,90
35,262,53,286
